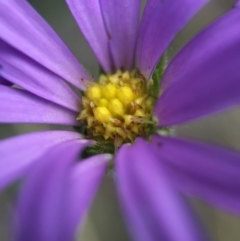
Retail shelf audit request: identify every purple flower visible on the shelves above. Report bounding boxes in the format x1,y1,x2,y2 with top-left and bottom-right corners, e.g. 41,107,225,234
0,0,240,240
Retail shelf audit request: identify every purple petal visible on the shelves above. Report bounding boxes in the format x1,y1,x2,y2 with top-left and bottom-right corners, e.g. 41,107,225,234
0,85,79,125
116,138,208,241
155,8,240,126
135,0,160,77
236,0,240,7
0,40,81,112
67,154,111,235
151,135,240,214
99,0,140,70
66,0,112,73
136,0,209,79
0,76,11,86
0,131,82,190
15,139,90,241
0,0,89,90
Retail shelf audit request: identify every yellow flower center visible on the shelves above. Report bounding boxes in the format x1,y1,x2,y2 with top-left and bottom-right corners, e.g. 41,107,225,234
77,70,156,146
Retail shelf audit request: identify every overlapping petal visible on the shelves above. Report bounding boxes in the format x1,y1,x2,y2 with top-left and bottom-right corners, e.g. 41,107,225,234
116,138,208,241
0,85,78,125
155,7,240,126
0,0,89,90
136,0,209,80
0,40,81,112
0,131,81,190
15,140,90,241
66,0,112,72
0,76,11,86
67,154,111,235
99,0,140,70
151,135,240,214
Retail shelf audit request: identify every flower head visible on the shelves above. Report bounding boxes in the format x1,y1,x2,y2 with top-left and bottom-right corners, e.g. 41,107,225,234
78,69,156,147
1,0,240,241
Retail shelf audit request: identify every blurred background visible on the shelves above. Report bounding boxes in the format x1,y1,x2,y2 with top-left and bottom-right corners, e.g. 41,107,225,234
0,0,240,240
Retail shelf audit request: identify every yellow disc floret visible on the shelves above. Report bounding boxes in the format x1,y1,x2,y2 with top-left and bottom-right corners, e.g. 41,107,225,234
87,85,102,100
93,107,112,123
77,70,156,145
117,86,134,106
108,98,125,117
102,83,117,100
95,98,109,107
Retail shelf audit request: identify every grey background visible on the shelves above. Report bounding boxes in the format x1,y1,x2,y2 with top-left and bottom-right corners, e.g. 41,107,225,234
1,0,240,240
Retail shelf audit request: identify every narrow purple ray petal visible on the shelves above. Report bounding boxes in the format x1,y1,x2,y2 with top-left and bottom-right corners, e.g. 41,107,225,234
116,138,208,241
0,86,78,125
0,131,82,190
0,76,11,86
151,135,240,214
67,154,111,236
0,0,89,90
66,0,112,73
155,8,240,126
135,0,160,76
136,0,210,79
0,40,81,112
15,140,90,241
99,0,140,70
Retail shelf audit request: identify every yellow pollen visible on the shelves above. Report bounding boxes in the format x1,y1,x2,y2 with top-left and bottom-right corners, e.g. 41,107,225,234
77,70,155,145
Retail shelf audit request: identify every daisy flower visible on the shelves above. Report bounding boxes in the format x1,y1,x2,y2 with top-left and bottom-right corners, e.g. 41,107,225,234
0,0,240,240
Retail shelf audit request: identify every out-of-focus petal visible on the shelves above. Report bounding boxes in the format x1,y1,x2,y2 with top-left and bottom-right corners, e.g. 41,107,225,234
0,0,89,90
66,0,112,73
0,76,11,86
116,138,208,241
136,0,209,80
235,0,240,7
0,131,82,190
0,40,81,112
99,0,140,70
155,8,240,126
0,85,78,125
15,139,90,241
151,135,240,214
68,154,111,235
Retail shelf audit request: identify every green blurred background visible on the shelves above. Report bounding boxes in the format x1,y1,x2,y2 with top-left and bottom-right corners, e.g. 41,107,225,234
0,0,240,240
